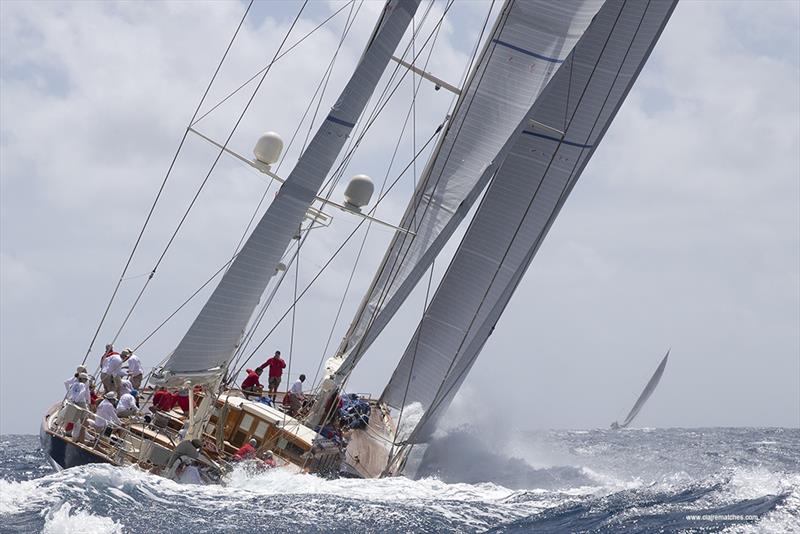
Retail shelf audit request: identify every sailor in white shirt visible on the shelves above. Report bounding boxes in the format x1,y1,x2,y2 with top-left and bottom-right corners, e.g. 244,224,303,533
94,391,122,435
118,377,134,397
64,365,88,391
64,373,91,442
122,349,144,389
288,374,306,415
116,391,139,418
101,353,123,394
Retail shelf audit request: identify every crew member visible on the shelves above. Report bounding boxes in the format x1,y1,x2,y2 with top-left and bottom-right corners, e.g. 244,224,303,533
241,368,264,396
152,387,177,412
257,351,286,402
101,351,124,394
118,376,134,397
235,438,258,461
64,372,91,442
101,344,118,365
94,391,122,436
263,450,277,468
117,390,139,418
122,349,143,389
287,374,306,416
64,365,88,391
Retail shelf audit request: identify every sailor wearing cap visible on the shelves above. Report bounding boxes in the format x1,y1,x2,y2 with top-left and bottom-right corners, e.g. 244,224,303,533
94,391,122,436
116,389,139,418
64,372,91,442
64,365,89,391
121,348,143,390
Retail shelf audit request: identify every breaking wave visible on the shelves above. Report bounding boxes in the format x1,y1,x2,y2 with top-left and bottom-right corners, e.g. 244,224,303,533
1,429,798,533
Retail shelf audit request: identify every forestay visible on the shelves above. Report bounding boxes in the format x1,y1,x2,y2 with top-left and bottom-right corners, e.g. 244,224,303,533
158,0,421,385
382,0,678,443
329,0,605,383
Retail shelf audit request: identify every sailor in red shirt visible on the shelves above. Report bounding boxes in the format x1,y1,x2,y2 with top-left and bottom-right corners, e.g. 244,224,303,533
235,438,258,461
257,351,286,401
152,387,177,411
241,368,264,396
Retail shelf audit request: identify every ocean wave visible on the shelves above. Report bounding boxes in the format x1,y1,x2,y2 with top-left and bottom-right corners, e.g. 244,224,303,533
1,429,798,533
42,503,123,534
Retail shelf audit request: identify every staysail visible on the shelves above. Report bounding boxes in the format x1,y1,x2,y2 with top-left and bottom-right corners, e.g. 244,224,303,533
158,0,421,385
318,0,605,393
612,349,670,429
382,0,678,444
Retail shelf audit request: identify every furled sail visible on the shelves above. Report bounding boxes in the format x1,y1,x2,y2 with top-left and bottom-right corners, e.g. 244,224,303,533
157,0,421,385
325,0,605,386
382,0,678,444
612,350,669,429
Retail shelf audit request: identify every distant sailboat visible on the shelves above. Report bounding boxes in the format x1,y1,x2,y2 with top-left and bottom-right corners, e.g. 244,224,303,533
611,350,670,429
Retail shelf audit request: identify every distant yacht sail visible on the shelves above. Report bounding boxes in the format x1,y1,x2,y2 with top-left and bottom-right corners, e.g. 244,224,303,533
612,350,670,429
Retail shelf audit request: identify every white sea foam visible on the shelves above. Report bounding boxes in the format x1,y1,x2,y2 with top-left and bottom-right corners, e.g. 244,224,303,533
42,503,122,534
0,477,58,514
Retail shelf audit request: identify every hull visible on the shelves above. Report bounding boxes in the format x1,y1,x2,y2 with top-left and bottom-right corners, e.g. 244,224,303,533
39,417,109,470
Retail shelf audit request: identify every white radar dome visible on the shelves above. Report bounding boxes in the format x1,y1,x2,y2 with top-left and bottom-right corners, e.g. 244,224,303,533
253,132,284,165
344,174,374,211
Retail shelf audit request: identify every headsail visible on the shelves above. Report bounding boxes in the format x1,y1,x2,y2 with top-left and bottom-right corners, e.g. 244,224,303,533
382,0,678,444
157,0,421,386
320,0,605,390
612,350,670,429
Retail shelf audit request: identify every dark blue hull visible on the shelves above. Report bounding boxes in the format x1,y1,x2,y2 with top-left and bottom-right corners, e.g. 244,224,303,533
39,417,109,470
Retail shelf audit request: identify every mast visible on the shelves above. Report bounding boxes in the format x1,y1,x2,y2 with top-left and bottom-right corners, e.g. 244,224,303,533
154,0,422,389
307,0,605,427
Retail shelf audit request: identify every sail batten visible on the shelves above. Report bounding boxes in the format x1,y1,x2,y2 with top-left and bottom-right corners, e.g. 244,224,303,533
382,0,678,444
159,0,422,384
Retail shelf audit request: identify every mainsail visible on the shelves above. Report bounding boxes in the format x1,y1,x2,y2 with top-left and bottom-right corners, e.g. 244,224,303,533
322,0,605,389
613,350,670,429
158,0,421,385
382,0,678,444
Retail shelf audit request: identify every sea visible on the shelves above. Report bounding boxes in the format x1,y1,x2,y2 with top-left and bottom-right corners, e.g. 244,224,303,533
1,427,797,533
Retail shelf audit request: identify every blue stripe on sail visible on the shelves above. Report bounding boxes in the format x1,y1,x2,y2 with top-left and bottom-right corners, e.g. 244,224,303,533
522,130,593,149
326,115,356,128
492,39,564,64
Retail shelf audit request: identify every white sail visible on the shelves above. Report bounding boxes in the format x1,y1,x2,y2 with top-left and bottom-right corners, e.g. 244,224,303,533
615,350,670,428
325,0,605,387
382,0,678,443
158,0,421,385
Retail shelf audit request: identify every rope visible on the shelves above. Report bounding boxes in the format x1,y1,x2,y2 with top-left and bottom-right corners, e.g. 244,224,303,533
108,1,309,345
80,0,254,365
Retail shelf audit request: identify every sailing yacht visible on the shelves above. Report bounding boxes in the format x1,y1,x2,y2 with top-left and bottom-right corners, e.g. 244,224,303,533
41,0,678,481
611,349,670,430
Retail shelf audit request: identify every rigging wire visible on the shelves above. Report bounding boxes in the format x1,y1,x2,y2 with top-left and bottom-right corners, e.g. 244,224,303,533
229,0,441,383
327,0,493,401
108,1,309,346
228,121,446,381
191,0,357,127
227,3,363,378
309,5,440,391
80,0,255,365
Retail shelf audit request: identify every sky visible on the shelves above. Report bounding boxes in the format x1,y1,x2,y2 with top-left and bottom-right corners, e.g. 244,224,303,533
1,0,798,435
